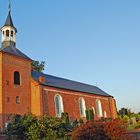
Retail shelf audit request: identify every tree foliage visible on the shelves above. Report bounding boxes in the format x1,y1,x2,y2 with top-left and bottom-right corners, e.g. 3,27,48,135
27,114,70,140
118,108,132,117
6,113,70,140
6,113,133,140
7,113,37,140
72,119,132,140
31,60,45,72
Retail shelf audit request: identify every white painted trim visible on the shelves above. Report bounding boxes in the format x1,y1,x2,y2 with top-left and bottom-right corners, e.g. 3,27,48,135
43,88,108,100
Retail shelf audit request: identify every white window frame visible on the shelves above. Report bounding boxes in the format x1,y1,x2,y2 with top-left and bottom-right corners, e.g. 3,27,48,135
96,99,103,117
54,94,64,118
79,97,86,117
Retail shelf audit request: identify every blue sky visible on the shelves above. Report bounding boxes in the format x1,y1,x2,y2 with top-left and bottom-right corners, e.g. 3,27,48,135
0,0,140,112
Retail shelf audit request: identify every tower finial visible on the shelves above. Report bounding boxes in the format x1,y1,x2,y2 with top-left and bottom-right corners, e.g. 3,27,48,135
8,0,11,13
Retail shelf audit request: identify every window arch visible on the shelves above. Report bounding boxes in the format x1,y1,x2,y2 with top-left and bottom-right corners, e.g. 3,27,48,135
54,94,64,117
79,97,86,117
14,71,20,85
96,99,103,117
6,30,9,37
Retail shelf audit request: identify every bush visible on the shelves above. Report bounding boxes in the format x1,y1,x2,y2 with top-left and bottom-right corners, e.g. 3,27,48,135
104,119,131,139
123,115,130,124
72,121,110,140
7,113,37,140
6,113,70,140
27,115,69,140
135,124,140,129
72,119,132,140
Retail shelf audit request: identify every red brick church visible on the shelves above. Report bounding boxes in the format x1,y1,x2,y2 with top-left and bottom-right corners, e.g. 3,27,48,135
0,2,117,130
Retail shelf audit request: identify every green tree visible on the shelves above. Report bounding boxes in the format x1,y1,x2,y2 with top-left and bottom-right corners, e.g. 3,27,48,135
27,114,69,140
118,107,131,117
31,60,45,72
6,113,70,140
7,113,37,140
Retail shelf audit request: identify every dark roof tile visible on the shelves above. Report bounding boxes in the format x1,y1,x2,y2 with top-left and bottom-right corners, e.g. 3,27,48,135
4,12,14,27
31,70,112,97
0,46,31,60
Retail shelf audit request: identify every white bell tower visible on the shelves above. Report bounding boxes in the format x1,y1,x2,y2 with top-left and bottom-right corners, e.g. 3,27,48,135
1,0,17,48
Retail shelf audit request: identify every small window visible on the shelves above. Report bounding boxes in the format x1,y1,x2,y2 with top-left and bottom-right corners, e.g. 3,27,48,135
11,31,13,37
5,123,8,128
14,71,20,85
16,96,20,104
54,94,64,117
3,31,4,35
79,97,86,117
6,30,9,37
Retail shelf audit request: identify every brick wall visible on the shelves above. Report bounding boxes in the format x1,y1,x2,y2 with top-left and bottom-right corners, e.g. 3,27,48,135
31,84,117,120
0,52,31,129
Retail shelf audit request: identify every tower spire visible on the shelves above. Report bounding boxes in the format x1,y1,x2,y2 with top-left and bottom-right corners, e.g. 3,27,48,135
1,0,17,48
8,0,11,13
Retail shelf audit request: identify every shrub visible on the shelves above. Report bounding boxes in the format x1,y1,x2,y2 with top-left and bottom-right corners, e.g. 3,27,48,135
72,121,110,140
135,124,140,129
104,119,131,140
27,115,70,140
123,115,130,124
6,113,38,140
6,113,70,140
71,119,132,140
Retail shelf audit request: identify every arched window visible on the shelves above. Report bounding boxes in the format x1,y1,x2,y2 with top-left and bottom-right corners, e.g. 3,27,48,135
79,97,86,117
6,30,9,37
104,111,107,118
16,96,20,104
96,99,103,117
11,31,13,37
92,107,95,115
14,71,20,85
54,95,64,117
